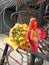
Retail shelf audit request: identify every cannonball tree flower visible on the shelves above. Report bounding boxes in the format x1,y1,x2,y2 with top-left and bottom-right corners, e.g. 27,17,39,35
26,18,46,52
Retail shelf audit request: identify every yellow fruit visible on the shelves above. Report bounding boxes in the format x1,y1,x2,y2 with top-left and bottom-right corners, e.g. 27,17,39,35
23,27,27,31
20,42,24,46
21,46,27,51
9,36,13,40
19,37,25,41
19,24,23,27
23,24,28,28
22,31,26,36
13,23,19,28
9,23,29,50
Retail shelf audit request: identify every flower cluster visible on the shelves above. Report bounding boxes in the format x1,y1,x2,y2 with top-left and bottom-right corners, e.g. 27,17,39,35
26,18,46,52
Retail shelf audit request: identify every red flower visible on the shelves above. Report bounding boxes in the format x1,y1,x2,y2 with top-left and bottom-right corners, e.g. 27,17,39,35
29,18,37,30
26,18,46,52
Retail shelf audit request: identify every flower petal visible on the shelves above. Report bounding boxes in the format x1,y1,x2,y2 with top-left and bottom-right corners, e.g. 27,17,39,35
30,41,39,52
36,28,46,40
29,18,37,30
